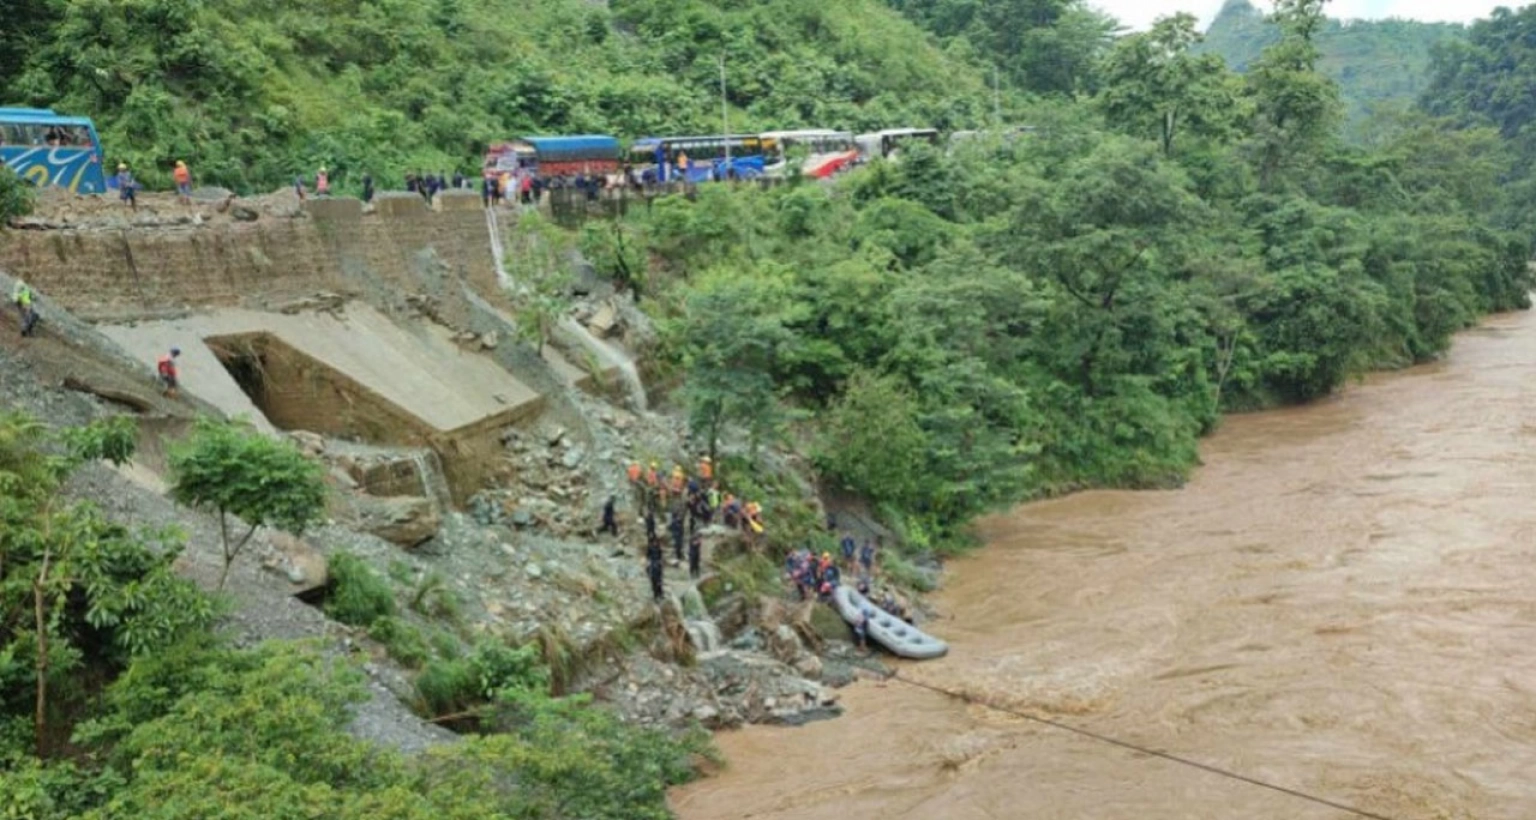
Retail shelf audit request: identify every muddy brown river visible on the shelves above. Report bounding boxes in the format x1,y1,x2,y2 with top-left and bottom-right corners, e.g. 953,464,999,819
673,311,1536,820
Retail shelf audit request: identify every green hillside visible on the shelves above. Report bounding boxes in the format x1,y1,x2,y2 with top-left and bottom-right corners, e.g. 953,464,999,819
0,0,994,192
1201,0,1464,127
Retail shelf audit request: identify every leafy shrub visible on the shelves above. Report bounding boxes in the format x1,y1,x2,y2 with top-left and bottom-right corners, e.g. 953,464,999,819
414,640,548,717
324,552,395,627
368,617,429,669
0,166,34,222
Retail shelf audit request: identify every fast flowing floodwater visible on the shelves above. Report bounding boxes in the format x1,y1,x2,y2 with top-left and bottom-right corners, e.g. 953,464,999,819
673,311,1536,820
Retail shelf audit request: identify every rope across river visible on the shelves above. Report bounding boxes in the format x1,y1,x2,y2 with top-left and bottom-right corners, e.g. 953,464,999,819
881,669,1400,820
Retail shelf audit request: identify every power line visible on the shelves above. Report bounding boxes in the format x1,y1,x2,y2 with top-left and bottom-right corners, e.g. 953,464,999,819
883,670,1399,820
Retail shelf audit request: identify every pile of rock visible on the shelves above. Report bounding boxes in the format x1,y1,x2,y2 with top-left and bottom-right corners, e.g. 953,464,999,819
468,426,593,538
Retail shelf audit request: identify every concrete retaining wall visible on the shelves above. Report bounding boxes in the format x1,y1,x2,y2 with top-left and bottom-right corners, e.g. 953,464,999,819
0,197,502,324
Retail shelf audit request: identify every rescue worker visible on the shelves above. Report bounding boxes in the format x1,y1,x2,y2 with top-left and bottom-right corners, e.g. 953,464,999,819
599,495,619,536
116,164,137,210
853,608,870,652
688,530,703,579
698,455,713,484
644,461,661,510
173,160,192,205
706,486,722,521
644,508,658,542
840,534,857,566
645,534,665,603
669,464,686,497
157,347,182,398
12,279,36,337
669,505,685,563
859,538,879,576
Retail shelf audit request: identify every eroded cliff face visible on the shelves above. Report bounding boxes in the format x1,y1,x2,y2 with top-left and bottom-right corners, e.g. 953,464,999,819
0,186,864,754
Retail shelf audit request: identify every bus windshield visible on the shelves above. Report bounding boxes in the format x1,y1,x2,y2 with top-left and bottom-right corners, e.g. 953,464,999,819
0,108,107,194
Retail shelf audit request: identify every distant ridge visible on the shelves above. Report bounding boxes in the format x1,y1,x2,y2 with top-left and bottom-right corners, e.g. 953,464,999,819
1199,0,1465,130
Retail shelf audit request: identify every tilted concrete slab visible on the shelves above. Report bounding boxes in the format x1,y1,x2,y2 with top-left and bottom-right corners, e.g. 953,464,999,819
102,304,542,434
100,320,278,433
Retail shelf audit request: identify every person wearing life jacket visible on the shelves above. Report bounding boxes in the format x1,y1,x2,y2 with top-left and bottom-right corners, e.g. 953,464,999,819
157,348,182,397
12,280,36,337
627,462,642,484
698,455,713,484
745,501,764,534
669,464,686,496
644,461,662,510
173,160,192,205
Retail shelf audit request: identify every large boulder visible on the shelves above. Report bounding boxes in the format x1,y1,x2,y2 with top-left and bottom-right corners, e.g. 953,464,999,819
356,495,441,548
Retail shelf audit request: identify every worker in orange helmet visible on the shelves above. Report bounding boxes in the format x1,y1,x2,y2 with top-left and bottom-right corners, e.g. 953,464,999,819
698,455,714,483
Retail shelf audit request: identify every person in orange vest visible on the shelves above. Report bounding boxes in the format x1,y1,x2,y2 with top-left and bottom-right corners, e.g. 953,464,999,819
698,455,713,484
157,347,182,398
626,461,644,510
644,461,661,511
173,160,192,205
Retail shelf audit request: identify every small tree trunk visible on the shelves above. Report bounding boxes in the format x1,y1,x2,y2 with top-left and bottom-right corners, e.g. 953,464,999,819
217,510,234,591
33,542,51,759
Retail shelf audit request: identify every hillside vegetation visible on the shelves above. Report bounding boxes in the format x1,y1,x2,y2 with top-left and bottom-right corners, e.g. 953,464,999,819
0,0,994,192
1200,0,1464,129
1421,4,1536,238
2,0,1532,817
604,1,1529,552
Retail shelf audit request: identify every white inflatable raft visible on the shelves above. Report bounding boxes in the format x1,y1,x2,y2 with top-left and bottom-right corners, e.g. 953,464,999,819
833,585,948,660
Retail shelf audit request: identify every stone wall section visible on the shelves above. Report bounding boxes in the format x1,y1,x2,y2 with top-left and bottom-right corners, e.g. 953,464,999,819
0,193,501,324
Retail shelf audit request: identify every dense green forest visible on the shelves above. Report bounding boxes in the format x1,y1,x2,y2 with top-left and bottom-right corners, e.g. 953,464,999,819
0,0,1000,191
594,2,1530,551
1421,4,1536,238
3,0,1534,817
1200,0,1464,130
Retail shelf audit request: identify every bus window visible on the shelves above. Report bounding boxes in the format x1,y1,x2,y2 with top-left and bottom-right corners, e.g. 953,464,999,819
0,109,109,193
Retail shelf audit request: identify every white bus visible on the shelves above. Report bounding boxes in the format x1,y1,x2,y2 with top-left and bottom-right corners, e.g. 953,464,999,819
854,128,940,162
761,129,859,178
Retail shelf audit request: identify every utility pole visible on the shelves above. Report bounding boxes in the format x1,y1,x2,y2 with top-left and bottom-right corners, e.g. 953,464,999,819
721,53,731,169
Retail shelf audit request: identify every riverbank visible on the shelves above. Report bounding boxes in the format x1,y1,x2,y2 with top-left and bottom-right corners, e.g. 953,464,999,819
672,308,1536,820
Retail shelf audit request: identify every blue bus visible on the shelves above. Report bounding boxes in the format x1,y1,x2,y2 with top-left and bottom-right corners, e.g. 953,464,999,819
629,134,778,184
0,108,108,194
